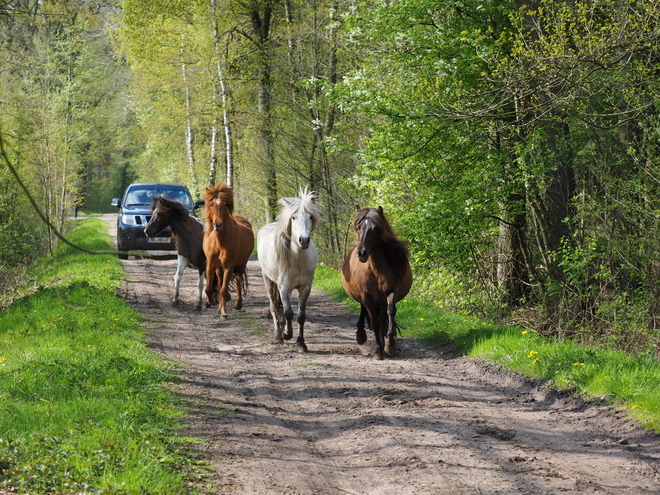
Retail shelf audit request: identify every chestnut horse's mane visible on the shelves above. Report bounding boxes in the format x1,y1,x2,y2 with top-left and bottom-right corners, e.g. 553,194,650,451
355,208,410,276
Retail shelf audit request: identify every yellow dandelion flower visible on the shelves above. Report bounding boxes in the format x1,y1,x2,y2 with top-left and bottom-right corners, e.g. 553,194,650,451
632,405,639,409
420,318,425,321
527,350,538,358
533,358,539,364
522,330,528,335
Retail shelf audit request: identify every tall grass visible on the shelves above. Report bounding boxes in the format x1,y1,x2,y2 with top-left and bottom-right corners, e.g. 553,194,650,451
314,264,660,431
0,219,198,494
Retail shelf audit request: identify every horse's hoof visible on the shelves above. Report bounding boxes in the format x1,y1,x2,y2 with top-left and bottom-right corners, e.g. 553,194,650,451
384,340,397,356
283,331,293,341
297,342,308,353
373,351,384,361
234,302,243,310
171,299,180,306
356,328,367,345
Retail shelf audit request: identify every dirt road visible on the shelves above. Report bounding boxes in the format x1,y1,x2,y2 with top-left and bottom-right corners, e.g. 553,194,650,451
104,214,660,494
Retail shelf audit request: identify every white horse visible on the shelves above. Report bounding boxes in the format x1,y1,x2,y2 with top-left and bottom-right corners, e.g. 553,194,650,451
257,189,323,352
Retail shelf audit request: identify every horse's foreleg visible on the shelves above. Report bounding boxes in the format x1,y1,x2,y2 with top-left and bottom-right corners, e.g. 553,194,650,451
294,285,312,353
172,255,187,306
371,307,387,360
204,262,217,307
356,304,368,345
384,292,398,356
218,268,231,317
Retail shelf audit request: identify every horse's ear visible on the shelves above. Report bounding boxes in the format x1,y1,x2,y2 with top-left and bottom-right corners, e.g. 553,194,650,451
355,205,361,212
377,206,384,216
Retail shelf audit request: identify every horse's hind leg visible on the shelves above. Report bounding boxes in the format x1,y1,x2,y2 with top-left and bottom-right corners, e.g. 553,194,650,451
278,284,296,341
233,268,246,310
294,285,312,353
265,278,286,343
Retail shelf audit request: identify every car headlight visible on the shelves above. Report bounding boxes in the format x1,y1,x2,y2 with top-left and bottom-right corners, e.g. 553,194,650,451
121,214,138,225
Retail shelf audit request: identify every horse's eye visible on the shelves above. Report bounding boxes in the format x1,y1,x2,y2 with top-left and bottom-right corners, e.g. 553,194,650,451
292,215,298,221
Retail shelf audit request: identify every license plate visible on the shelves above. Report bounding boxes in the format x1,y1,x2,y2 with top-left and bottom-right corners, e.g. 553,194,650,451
147,237,170,244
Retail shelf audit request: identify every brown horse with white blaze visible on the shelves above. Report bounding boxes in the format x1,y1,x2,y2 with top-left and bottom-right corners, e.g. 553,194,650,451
203,183,254,317
341,206,412,360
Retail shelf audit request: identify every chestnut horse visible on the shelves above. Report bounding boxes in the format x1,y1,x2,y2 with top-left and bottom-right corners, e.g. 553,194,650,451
341,207,412,360
145,197,207,309
203,183,254,317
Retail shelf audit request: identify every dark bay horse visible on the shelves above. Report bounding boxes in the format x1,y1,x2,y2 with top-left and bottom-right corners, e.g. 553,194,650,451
145,197,206,309
341,206,413,360
257,189,323,352
203,183,254,317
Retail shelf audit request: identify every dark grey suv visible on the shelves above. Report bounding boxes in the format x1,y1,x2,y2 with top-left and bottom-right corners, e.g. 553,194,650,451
111,182,200,259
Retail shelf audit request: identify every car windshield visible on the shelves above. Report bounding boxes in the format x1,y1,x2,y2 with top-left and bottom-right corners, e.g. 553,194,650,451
125,186,193,208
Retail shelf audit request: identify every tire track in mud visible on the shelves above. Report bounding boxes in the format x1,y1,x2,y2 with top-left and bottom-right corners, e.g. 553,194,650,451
104,214,660,494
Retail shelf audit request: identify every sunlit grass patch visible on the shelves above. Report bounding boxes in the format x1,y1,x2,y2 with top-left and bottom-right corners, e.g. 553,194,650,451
0,218,198,494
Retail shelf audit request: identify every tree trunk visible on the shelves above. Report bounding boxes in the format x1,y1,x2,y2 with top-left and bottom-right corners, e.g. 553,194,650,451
251,5,278,221
210,0,234,187
180,36,197,191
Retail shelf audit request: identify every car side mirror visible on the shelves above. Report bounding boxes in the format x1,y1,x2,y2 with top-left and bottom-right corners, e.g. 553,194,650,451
194,199,205,210
111,198,121,208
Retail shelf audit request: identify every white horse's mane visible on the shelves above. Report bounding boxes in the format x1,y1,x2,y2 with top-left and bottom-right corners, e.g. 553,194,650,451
274,188,323,266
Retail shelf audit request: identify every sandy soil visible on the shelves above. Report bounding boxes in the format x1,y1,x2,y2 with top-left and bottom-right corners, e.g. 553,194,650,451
104,214,660,494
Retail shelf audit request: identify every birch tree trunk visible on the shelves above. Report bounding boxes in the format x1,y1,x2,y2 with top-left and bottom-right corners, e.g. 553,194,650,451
180,36,197,190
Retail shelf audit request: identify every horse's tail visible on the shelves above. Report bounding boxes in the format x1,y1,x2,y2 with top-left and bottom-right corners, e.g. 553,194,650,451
228,266,249,295
394,319,404,337
211,272,220,303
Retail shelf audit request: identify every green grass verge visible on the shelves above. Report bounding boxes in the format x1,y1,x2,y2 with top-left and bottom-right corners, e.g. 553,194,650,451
314,263,660,432
0,219,201,494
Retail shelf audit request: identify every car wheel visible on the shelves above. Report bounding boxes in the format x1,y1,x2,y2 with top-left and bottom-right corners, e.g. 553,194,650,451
117,244,129,260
